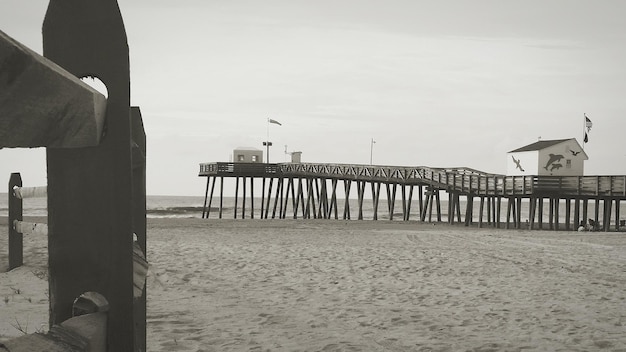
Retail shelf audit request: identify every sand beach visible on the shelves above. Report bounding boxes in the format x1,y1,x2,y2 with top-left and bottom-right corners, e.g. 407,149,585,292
2,217,626,351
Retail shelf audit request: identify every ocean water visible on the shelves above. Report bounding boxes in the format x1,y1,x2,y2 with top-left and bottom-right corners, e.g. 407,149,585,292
0,193,209,219
0,192,616,226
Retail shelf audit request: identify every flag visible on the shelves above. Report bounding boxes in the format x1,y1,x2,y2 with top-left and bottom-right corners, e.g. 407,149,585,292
585,114,592,132
584,132,589,143
269,118,282,126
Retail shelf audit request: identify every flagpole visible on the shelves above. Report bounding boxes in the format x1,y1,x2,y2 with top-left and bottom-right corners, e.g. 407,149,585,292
582,113,585,150
264,118,282,163
583,112,587,150
266,118,270,163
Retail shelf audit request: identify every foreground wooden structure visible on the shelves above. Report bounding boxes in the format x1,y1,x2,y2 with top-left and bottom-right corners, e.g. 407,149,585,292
199,162,626,232
1,1,146,351
0,30,107,148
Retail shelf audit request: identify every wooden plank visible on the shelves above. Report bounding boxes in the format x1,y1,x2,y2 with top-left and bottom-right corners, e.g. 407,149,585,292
201,177,210,218
406,185,414,221
219,177,224,218
538,198,543,230
616,200,621,231
418,186,424,218
43,2,135,351
285,177,294,219
271,178,282,219
387,183,398,220
131,96,146,311
602,198,613,232
464,195,473,226
401,185,407,221
594,198,600,228
428,192,435,223
241,177,247,219
371,182,379,221
264,178,273,219
234,177,239,219
565,198,571,231
343,180,351,220
435,190,442,222
357,181,365,220
8,173,23,270
529,197,536,230
261,178,266,219
516,197,522,228
478,197,484,228
0,30,107,148
305,178,313,219
447,192,453,224
250,177,255,219
574,199,581,229
330,179,338,219
206,177,216,219
506,198,512,229
582,199,588,226
496,197,502,228
279,177,285,218
295,178,303,219
308,178,316,219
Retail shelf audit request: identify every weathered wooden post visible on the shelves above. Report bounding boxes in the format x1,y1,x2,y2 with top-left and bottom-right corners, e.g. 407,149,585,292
42,1,141,351
8,173,23,270
131,107,147,352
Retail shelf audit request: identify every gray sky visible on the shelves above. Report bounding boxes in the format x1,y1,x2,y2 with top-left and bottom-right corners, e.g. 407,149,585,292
1,0,625,196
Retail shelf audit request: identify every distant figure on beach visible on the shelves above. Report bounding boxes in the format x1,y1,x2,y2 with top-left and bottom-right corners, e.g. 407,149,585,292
578,221,587,232
588,219,597,231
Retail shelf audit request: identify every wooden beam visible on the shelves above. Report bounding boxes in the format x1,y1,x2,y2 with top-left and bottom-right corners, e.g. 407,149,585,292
219,177,224,218
282,177,291,219
446,192,452,224
343,180,351,220
0,30,106,148
435,190,442,222
43,2,135,351
250,177,255,219
565,198,571,231
616,199,621,231
261,178,266,219
201,177,210,218
234,177,239,219
478,196,485,228
8,173,23,270
371,182,379,220
406,185,414,221
130,107,146,352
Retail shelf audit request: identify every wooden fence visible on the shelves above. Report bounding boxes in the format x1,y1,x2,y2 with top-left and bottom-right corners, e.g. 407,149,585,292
7,173,48,270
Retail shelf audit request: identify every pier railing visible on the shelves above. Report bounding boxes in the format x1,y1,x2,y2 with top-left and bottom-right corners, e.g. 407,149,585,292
199,162,626,198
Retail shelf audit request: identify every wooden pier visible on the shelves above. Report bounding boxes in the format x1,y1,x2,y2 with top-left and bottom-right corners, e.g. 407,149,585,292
199,162,626,231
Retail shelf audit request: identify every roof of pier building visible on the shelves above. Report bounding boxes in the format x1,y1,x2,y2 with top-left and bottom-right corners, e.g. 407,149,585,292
509,139,572,153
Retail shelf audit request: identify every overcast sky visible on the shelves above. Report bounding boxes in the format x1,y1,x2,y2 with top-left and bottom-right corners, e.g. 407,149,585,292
1,1,625,196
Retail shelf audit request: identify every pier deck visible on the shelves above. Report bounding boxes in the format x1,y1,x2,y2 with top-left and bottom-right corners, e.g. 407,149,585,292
199,162,626,231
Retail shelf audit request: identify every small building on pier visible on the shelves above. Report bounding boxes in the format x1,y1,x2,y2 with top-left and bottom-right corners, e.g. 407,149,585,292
233,147,263,163
507,138,588,176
